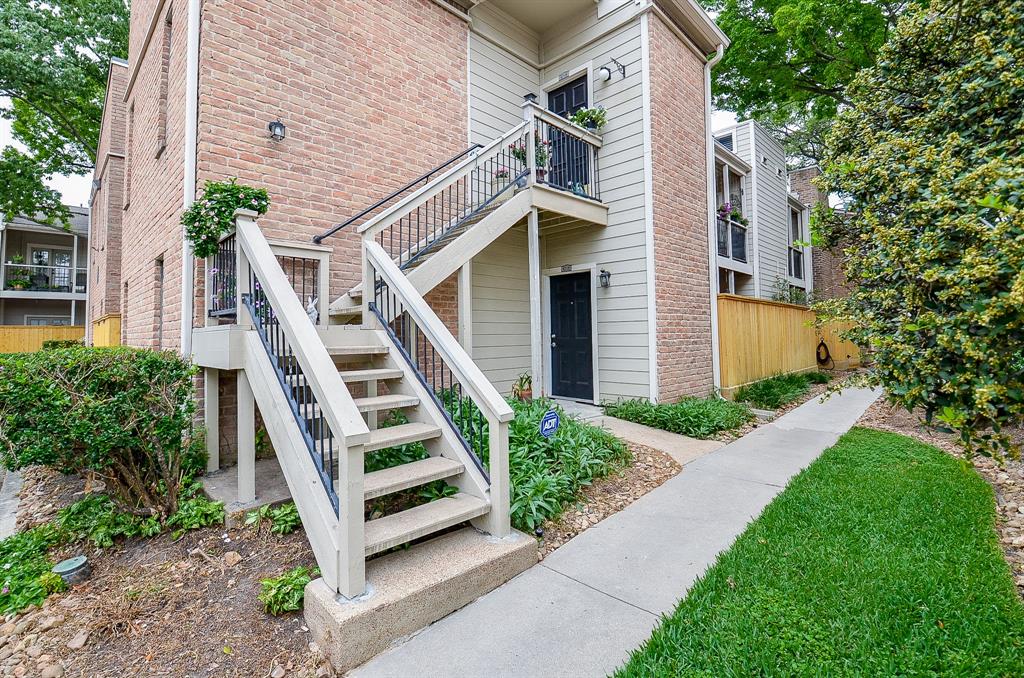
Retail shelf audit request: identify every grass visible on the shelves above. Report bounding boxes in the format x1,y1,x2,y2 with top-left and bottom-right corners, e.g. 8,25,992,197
603,397,752,439
615,428,1024,677
734,370,830,410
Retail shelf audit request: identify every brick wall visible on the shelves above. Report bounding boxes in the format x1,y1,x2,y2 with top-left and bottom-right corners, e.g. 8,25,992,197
648,15,715,400
120,0,187,350
87,61,128,342
789,166,852,300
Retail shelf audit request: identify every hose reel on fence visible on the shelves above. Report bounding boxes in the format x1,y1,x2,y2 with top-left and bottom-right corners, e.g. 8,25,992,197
816,338,835,370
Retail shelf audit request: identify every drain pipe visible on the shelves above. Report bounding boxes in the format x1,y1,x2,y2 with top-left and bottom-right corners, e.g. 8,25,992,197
179,0,200,355
705,44,725,394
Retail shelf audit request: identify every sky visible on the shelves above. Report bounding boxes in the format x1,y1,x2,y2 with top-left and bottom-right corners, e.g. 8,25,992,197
0,98,93,208
1,101,740,211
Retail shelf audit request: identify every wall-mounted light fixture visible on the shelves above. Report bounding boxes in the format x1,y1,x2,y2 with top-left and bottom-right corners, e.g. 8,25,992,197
599,269,612,288
268,119,286,141
598,58,626,82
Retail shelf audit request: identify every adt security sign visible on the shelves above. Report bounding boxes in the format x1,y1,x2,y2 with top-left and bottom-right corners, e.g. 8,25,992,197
540,409,560,438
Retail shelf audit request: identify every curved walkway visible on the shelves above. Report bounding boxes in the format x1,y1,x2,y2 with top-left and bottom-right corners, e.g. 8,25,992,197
351,387,882,678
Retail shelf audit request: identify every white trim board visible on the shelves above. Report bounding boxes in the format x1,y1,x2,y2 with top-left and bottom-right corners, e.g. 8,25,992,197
541,262,601,405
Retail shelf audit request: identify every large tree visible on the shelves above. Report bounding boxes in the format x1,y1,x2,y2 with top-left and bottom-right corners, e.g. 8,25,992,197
701,0,920,164
0,0,129,226
817,0,1024,455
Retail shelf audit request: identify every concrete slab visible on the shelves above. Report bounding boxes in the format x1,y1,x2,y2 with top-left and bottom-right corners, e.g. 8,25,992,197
594,415,724,465
552,398,604,421
772,386,883,433
307,528,537,675
351,564,658,678
201,457,291,516
0,470,21,539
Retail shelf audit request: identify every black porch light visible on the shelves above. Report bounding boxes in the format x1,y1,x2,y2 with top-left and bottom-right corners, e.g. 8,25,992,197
599,269,612,288
268,119,286,141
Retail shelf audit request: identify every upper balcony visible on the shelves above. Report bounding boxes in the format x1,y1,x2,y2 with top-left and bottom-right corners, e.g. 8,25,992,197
0,210,90,302
2,262,87,299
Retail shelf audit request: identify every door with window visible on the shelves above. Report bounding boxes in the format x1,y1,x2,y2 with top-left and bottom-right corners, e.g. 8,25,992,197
546,76,589,192
550,271,594,401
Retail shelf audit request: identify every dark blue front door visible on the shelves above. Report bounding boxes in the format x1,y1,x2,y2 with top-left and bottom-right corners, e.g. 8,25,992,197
550,271,593,401
546,76,589,192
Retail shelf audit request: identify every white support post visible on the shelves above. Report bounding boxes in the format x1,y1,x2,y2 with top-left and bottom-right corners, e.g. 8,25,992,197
205,368,220,472
457,262,472,353
337,443,366,598
482,413,511,537
361,241,374,327
71,234,79,325
236,218,254,329
522,95,538,186
527,208,543,396
237,370,256,504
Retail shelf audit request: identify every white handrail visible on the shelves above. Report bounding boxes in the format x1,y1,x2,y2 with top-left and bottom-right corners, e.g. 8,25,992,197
364,240,514,424
357,121,529,238
235,211,371,447
524,101,604,148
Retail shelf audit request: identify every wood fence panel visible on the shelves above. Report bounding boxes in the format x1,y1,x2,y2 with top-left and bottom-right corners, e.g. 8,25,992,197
0,326,86,353
91,314,122,347
717,294,860,395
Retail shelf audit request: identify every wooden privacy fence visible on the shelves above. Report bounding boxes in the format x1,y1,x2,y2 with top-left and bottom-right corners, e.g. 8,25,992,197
91,313,122,347
717,294,860,396
0,325,86,353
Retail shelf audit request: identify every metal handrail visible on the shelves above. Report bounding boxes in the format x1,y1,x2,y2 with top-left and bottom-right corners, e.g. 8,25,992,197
313,144,483,243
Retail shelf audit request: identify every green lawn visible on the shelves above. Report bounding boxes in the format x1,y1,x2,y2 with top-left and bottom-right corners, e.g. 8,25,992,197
615,428,1024,677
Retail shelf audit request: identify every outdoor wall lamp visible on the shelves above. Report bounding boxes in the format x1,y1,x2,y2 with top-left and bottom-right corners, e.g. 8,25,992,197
599,269,612,288
598,58,626,82
268,119,286,141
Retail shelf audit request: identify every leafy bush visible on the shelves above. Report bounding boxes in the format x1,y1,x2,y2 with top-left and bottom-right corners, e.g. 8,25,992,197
40,339,82,349
165,493,226,537
181,178,269,258
604,397,752,438
815,0,1024,456
506,399,630,531
735,373,817,409
0,346,199,517
56,495,161,547
258,566,315,615
0,524,64,614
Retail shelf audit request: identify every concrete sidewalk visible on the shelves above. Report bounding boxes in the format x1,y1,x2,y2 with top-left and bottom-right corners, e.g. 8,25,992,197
350,387,881,678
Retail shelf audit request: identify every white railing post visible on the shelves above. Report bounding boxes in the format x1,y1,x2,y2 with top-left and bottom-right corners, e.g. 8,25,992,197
361,240,374,327
235,210,256,329
483,413,511,537
338,442,366,599
522,95,538,186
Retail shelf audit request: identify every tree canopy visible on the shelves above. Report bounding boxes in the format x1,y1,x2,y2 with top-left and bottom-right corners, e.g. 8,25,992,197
816,0,1024,455
0,0,129,226
701,0,920,163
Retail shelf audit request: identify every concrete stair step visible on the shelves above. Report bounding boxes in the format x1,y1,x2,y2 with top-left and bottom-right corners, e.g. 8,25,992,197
354,393,420,413
362,457,465,500
364,422,442,452
364,493,489,556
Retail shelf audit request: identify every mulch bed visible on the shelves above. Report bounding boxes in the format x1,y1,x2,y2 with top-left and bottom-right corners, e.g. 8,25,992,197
2,437,683,675
857,399,1024,599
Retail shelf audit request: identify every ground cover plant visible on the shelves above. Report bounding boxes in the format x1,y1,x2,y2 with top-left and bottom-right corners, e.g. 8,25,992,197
734,371,830,410
615,428,1024,676
604,397,752,439
258,566,315,616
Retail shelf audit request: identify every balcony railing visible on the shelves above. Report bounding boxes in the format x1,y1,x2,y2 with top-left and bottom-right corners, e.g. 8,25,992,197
2,263,87,293
717,218,747,263
524,102,602,202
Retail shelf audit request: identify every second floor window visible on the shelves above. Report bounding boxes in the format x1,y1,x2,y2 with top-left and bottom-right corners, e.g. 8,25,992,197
788,208,804,280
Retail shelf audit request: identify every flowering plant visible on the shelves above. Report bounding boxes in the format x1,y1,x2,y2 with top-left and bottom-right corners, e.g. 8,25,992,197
717,202,748,227
182,179,270,258
494,166,511,179
509,138,552,167
569,105,607,130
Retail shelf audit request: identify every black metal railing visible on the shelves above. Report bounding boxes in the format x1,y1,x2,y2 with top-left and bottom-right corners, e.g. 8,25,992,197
243,270,339,515
208,234,237,317
314,144,484,244
368,262,490,479
278,255,320,323
717,219,747,263
534,117,600,202
375,128,529,273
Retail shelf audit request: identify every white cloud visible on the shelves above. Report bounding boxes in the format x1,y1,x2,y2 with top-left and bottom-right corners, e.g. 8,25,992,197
0,98,92,208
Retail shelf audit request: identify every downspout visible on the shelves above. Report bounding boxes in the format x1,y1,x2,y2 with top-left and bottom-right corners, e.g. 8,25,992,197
705,44,724,392
180,0,200,355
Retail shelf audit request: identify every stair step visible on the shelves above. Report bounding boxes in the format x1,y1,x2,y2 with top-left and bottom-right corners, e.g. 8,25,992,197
327,344,388,358
364,493,489,556
363,457,465,500
339,367,404,383
364,422,442,452
354,393,420,413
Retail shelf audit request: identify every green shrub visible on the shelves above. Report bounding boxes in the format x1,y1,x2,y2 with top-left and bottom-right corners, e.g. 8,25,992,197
258,566,315,615
165,493,225,537
604,397,752,439
268,503,301,535
0,346,198,517
0,524,65,614
805,371,831,385
56,495,160,547
40,339,82,349
734,371,830,409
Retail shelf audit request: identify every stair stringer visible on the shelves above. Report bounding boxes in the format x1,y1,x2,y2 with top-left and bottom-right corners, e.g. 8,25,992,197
368,329,492,509
329,189,533,318
241,331,344,591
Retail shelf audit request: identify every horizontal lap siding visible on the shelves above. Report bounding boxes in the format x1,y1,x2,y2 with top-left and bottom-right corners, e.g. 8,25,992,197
541,18,650,402
750,123,792,296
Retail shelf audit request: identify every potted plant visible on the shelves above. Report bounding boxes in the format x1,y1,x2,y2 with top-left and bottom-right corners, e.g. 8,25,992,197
491,166,513,204
5,254,31,291
511,372,533,402
509,139,552,182
569,105,607,132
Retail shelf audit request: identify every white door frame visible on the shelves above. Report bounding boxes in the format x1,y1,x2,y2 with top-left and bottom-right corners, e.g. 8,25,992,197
541,262,600,404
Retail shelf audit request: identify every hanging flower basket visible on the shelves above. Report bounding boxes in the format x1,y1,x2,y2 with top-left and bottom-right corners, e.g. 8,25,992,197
182,179,270,258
